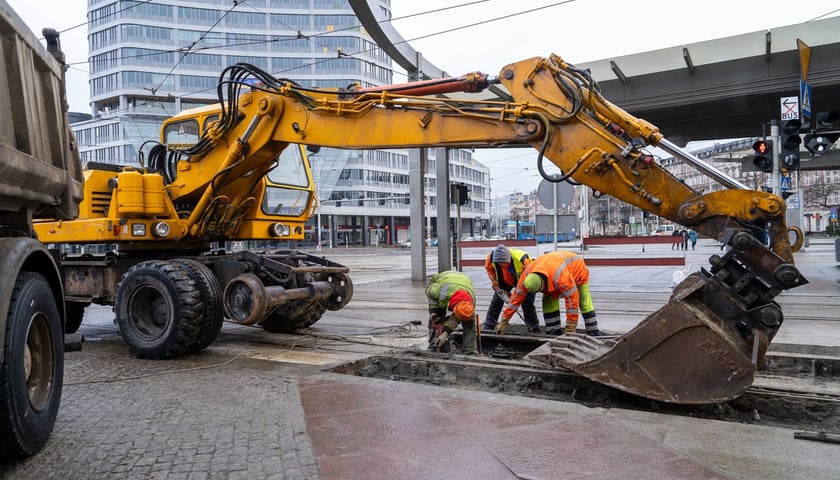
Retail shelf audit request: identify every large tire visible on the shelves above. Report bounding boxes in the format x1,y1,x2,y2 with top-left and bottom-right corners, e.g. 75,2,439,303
259,302,325,333
172,259,224,354
64,301,89,334
115,260,202,359
0,272,63,460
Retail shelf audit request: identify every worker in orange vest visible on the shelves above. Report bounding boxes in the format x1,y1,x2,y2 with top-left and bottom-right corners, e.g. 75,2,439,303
497,251,601,336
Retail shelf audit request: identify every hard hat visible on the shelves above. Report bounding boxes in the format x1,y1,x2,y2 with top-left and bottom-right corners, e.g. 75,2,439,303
524,273,543,293
452,300,475,321
492,244,511,263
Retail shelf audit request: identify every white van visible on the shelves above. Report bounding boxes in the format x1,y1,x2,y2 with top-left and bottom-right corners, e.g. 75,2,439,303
652,225,677,236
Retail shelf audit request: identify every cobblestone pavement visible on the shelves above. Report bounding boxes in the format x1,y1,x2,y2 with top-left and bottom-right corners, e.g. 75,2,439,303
0,339,322,479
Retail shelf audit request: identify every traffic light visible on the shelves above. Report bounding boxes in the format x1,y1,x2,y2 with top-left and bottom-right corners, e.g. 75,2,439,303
752,139,773,172
450,183,470,206
815,110,839,129
804,111,840,157
779,119,801,169
459,184,470,205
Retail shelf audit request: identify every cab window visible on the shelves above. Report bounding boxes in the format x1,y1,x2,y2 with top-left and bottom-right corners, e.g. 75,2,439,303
265,146,310,188
262,145,312,217
163,119,200,145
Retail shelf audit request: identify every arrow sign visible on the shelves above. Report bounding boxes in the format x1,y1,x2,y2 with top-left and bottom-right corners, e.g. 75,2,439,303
781,96,799,121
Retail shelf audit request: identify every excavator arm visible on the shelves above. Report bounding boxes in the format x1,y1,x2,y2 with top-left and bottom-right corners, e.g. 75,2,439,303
192,57,798,258
141,57,807,403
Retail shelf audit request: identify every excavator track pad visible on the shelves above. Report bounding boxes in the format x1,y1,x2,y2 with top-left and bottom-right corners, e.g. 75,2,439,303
527,233,808,404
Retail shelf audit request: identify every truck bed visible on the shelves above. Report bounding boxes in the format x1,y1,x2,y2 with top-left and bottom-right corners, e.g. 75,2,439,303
0,0,82,224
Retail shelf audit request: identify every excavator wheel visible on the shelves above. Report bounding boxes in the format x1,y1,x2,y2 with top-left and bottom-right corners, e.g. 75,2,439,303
321,273,353,311
171,259,224,354
64,300,89,334
114,260,202,359
259,302,326,333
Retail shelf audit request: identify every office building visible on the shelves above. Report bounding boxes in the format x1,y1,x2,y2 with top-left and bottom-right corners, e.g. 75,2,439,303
74,0,491,247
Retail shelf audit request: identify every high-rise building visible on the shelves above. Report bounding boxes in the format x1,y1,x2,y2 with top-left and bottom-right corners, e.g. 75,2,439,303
74,0,490,247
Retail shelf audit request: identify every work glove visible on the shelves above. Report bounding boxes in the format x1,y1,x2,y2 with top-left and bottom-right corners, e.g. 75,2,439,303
429,313,442,325
495,317,510,335
434,331,450,348
497,290,511,304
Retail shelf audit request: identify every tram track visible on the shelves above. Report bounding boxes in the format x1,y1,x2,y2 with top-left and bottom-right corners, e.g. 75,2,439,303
327,334,840,436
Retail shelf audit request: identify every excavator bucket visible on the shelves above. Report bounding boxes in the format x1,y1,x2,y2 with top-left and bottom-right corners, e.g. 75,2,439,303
526,238,807,404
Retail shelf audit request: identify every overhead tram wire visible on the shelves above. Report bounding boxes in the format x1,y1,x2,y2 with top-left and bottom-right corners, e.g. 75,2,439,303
149,1,244,97
67,0,579,115
54,1,840,110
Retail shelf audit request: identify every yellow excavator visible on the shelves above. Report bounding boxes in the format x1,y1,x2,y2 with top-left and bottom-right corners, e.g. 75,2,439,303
34,55,807,404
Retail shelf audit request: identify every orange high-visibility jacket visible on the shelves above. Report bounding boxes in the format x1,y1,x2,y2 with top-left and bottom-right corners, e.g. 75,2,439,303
484,247,530,291
504,251,589,322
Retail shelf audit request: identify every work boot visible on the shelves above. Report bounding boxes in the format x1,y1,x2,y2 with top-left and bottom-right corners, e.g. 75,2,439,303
545,319,563,336
461,320,478,355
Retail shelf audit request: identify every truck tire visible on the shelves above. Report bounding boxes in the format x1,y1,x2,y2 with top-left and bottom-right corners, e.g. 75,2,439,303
171,259,224,353
259,302,325,333
115,260,202,359
0,271,63,460
64,300,89,334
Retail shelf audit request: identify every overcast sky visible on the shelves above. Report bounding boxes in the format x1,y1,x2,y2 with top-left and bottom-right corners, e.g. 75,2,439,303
7,0,840,195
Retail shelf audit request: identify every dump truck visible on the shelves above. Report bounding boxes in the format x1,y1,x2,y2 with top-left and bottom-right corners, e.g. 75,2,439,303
34,53,807,405
0,0,84,459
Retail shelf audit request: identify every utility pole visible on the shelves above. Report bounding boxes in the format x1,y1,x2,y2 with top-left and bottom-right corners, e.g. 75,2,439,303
771,122,781,197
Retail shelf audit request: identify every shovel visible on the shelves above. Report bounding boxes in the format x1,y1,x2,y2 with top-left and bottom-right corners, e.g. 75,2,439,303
527,242,806,404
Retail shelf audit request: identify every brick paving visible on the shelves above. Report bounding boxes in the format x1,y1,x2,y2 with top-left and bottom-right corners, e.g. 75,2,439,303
0,341,321,479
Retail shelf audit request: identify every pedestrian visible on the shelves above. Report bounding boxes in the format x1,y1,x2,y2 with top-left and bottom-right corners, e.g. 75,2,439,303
497,251,601,336
689,229,697,250
672,228,682,250
425,270,478,354
481,244,540,334
682,228,690,251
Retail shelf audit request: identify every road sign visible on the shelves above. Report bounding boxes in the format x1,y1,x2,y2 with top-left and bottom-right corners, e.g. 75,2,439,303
781,96,799,120
537,179,574,208
780,175,791,191
800,81,812,119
